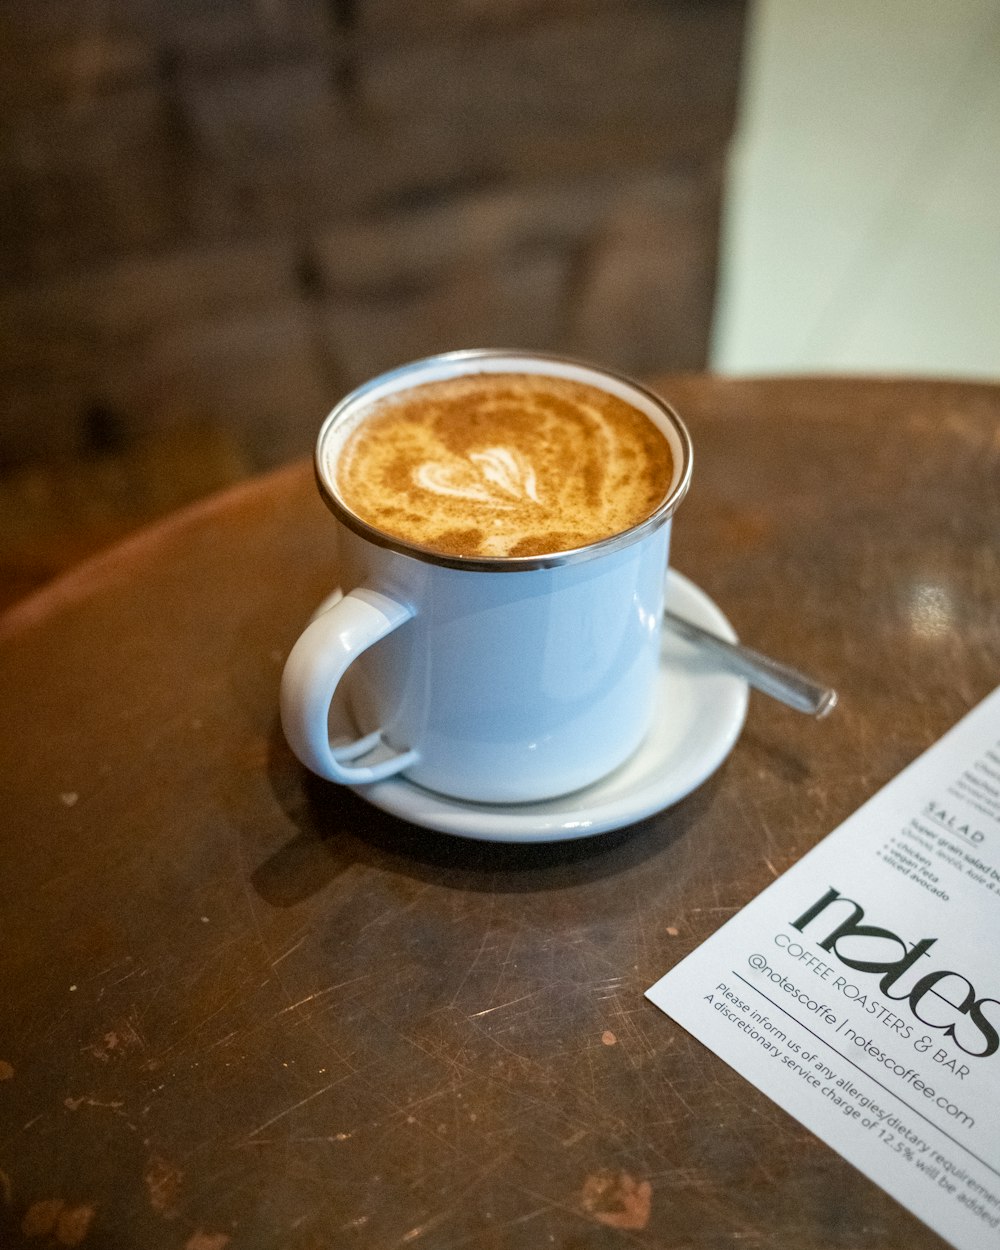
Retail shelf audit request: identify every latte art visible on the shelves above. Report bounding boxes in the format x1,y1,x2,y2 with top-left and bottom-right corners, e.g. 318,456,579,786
335,372,673,558
414,446,540,508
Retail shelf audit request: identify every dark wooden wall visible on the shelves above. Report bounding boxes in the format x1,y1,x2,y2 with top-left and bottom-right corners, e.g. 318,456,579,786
0,0,746,605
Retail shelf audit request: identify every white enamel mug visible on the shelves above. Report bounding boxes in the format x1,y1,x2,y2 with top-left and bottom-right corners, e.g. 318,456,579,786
280,350,692,804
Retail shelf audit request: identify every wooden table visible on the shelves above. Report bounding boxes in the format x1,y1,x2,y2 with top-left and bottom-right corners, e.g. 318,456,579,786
2,376,998,1249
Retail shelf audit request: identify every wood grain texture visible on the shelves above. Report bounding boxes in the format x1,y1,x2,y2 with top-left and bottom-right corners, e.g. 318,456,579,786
3,376,996,1247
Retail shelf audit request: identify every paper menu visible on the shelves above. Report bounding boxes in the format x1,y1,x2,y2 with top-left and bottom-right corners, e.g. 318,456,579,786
647,684,1000,1250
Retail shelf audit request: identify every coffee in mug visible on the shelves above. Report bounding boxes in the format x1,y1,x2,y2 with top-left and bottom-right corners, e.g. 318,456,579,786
334,372,673,559
281,350,692,804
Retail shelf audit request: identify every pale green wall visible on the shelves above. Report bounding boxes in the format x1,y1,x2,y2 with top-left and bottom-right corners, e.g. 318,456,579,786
712,0,1000,379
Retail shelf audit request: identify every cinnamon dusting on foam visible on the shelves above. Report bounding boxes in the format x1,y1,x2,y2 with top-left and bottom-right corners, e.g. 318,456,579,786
336,373,673,558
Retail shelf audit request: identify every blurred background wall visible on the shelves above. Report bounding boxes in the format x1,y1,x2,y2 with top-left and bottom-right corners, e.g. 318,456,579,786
713,0,1000,380
1,0,745,470
0,0,747,605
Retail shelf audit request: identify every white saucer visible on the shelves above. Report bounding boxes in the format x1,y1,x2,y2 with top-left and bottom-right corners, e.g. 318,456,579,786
328,570,749,842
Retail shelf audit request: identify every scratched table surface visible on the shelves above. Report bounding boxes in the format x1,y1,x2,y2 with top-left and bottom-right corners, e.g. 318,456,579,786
2,376,998,1250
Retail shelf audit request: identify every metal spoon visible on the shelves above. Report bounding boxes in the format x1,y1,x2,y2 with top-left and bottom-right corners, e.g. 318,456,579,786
664,610,838,718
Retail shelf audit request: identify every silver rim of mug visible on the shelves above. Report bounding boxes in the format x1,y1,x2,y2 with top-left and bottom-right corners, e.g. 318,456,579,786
313,348,694,573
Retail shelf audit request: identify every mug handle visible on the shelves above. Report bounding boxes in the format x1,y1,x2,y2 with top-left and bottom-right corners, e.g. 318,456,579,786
280,588,418,784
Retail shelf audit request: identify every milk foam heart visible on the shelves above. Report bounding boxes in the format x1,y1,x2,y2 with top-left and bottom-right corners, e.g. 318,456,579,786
414,447,540,507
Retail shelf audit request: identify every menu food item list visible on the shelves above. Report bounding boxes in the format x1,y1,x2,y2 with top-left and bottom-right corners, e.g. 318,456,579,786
647,684,1000,1250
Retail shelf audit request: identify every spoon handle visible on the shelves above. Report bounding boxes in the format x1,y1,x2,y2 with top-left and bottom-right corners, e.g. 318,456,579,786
664,610,838,718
